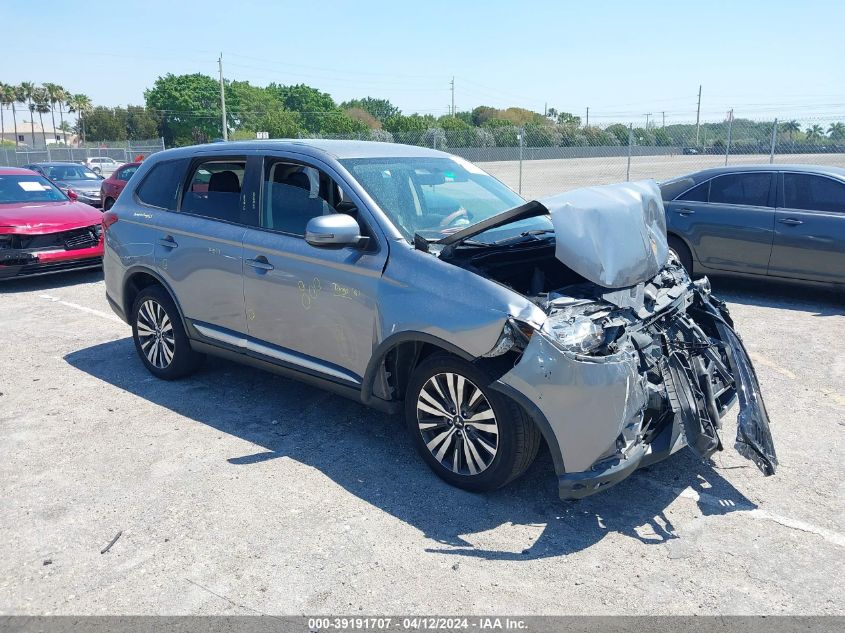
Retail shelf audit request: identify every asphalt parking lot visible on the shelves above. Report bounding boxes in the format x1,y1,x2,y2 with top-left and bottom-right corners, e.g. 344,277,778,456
1,269,843,615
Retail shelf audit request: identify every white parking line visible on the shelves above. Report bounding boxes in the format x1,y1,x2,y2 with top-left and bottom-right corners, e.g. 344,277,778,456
39,293,123,323
644,479,845,548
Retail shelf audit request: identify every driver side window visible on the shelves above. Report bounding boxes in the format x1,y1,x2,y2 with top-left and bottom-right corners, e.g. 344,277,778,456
262,160,340,236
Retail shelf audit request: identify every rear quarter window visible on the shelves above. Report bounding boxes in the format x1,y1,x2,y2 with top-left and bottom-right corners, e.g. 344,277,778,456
135,159,188,210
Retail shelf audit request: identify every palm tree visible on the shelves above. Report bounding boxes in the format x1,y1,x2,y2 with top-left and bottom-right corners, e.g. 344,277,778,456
43,83,67,145
14,85,27,148
0,82,11,146
19,81,36,146
67,93,92,145
827,122,845,141
781,119,800,150
0,83,20,148
34,88,51,148
805,124,824,142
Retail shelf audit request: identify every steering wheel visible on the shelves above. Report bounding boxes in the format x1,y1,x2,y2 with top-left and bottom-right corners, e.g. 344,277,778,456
439,207,470,228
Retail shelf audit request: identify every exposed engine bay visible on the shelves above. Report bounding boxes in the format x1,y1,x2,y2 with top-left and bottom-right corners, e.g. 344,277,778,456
433,181,777,496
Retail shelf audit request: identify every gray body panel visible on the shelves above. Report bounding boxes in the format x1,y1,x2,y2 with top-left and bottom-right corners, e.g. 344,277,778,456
103,140,776,499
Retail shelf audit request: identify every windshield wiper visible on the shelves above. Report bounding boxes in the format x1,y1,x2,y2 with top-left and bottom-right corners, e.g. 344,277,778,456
492,228,555,246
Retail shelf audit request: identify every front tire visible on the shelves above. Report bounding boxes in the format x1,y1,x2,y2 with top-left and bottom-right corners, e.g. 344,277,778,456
131,285,203,380
405,353,540,493
103,197,114,211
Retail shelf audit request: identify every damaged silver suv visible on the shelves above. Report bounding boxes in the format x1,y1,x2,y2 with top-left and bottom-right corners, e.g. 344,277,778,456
102,140,777,499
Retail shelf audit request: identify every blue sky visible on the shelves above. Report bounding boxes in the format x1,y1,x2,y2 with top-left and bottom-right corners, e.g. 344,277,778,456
3,0,844,124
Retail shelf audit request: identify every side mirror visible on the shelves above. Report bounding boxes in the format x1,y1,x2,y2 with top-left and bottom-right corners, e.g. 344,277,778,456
305,214,366,248
66,189,78,201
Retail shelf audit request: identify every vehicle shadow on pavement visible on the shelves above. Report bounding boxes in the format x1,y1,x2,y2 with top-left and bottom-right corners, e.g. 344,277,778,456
711,276,845,317
65,337,757,561
0,268,103,294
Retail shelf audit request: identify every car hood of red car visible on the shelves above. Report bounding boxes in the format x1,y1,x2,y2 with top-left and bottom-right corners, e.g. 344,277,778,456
0,201,103,235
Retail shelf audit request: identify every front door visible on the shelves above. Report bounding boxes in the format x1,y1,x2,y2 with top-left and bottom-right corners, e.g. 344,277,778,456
768,171,845,284
242,154,387,385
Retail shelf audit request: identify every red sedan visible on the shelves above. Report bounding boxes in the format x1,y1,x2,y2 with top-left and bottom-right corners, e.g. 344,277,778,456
100,162,141,211
0,167,104,280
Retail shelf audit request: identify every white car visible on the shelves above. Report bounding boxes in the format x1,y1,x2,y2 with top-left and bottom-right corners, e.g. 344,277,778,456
84,156,120,176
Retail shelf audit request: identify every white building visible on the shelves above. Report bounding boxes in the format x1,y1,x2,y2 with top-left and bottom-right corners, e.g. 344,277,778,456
0,119,77,148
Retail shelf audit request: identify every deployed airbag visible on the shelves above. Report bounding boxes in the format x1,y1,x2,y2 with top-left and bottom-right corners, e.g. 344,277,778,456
543,180,669,289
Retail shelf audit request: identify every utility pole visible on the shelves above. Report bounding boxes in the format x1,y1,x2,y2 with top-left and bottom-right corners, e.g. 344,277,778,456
644,113,652,129
662,111,665,128
219,53,228,141
450,77,455,117
586,107,589,128
695,84,702,146
725,108,734,166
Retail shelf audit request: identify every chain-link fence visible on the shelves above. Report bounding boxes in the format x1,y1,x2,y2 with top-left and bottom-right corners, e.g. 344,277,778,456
298,115,845,199
0,139,166,168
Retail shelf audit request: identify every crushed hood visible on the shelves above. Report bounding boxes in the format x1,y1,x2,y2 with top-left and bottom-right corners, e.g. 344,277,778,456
434,180,669,290
542,180,668,289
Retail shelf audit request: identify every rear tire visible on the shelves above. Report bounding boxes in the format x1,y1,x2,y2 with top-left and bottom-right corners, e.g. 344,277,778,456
668,236,694,276
131,285,204,380
405,352,540,493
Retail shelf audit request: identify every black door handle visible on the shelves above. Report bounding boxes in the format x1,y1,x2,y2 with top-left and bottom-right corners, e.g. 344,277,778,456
246,256,274,272
158,235,178,248
778,218,803,226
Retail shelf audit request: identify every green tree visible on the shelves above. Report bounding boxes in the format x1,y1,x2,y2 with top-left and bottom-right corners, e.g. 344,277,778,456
84,107,128,142
339,97,399,122
42,83,68,145
781,120,800,148
471,106,499,126
267,83,336,133
556,111,582,127
33,87,51,147
126,106,161,140
144,73,221,145
0,83,13,146
66,93,93,144
805,124,824,142
606,123,630,145
827,122,845,140
19,81,36,145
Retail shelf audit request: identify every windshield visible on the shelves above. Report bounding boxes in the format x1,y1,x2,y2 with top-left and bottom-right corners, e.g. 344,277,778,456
341,156,551,242
44,165,100,181
0,174,68,204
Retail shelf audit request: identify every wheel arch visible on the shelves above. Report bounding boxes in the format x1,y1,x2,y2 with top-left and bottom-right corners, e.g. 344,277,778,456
361,332,475,407
122,267,188,331
667,231,697,273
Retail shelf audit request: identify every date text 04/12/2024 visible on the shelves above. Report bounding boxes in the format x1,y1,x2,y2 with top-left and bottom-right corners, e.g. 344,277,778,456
307,617,528,631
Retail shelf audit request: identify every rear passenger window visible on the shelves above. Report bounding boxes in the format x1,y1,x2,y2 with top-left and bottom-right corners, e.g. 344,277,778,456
136,159,187,210
709,173,771,207
783,174,845,213
678,181,709,202
181,159,246,223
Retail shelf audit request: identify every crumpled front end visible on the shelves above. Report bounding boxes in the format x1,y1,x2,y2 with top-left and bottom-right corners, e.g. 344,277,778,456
495,261,777,499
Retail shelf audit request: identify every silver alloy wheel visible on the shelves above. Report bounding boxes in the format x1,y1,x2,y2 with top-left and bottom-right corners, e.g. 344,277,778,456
416,372,499,476
136,299,175,369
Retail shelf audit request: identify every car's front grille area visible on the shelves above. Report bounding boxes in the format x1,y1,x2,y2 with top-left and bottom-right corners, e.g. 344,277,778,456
14,225,100,252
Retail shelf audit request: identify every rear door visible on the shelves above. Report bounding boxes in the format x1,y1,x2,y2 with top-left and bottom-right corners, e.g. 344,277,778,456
151,154,257,335
768,172,845,283
665,172,775,275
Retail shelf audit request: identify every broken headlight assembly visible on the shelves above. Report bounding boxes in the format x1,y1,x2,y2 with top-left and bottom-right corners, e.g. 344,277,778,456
544,314,606,354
